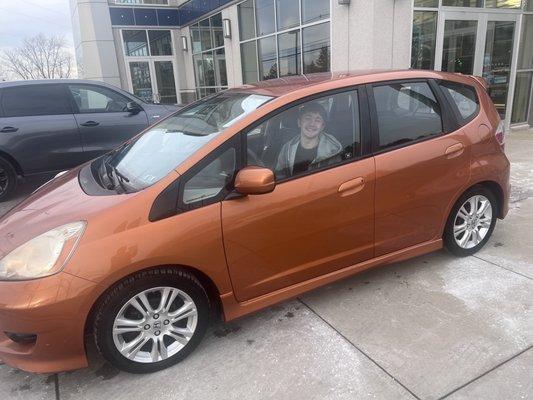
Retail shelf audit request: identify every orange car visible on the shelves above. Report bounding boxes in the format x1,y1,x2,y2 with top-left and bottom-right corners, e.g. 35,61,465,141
0,70,510,374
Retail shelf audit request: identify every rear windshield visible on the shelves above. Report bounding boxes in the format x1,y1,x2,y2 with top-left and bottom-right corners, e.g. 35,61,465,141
95,92,273,193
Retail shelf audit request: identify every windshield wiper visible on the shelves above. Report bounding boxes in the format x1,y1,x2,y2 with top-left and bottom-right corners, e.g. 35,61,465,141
104,158,130,193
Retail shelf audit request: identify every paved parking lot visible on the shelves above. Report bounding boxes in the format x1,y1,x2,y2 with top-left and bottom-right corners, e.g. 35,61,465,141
1,131,532,400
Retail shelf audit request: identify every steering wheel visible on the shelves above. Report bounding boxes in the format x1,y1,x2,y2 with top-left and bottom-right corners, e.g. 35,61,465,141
247,148,264,167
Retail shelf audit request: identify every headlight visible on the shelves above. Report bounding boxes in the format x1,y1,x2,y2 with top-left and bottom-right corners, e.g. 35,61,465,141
0,221,86,281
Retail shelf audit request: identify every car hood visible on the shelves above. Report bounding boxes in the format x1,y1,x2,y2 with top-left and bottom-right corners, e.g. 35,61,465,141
0,166,139,258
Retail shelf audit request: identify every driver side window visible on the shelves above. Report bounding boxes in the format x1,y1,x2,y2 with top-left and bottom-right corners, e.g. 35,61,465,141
246,90,361,181
68,84,130,114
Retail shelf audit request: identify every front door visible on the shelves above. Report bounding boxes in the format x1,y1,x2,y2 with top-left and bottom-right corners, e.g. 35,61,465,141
67,83,149,160
127,60,178,105
435,11,519,123
222,89,375,302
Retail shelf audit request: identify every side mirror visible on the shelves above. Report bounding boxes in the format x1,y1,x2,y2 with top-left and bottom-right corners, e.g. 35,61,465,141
126,101,142,115
234,166,276,195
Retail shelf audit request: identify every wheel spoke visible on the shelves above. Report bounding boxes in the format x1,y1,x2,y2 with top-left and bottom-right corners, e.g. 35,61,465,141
457,207,470,221
122,334,149,359
157,288,179,314
468,196,478,215
477,200,490,216
150,337,168,362
478,218,491,228
459,230,472,248
132,292,154,315
114,318,143,334
454,223,467,236
471,229,480,245
169,301,197,323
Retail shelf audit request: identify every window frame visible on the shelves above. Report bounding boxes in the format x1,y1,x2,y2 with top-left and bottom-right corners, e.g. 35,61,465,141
0,84,73,118
367,78,458,155
240,84,373,185
66,84,134,114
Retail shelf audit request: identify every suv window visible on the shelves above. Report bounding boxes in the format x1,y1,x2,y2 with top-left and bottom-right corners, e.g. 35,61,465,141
373,81,443,150
69,84,130,113
439,81,479,122
1,84,72,117
246,90,361,181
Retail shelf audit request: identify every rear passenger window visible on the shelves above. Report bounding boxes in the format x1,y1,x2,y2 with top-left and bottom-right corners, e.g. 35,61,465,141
373,81,443,150
439,81,479,122
1,85,71,117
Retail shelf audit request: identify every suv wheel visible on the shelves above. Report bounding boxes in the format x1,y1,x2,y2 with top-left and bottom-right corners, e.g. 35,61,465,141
94,268,210,373
444,186,497,256
0,157,17,201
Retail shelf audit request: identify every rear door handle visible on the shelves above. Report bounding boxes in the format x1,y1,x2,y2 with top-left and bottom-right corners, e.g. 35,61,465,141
80,121,100,127
1,126,18,133
338,177,365,197
445,143,464,157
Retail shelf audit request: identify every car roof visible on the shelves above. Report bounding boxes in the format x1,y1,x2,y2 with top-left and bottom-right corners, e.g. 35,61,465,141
226,69,477,98
0,79,121,89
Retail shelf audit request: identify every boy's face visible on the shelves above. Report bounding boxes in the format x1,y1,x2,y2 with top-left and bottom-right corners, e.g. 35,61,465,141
298,111,325,141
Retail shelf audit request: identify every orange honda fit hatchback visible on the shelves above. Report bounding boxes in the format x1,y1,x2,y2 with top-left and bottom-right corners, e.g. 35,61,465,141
0,70,510,374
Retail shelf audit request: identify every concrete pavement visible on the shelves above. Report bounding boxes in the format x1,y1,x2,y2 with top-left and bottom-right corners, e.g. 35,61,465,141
1,130,532,400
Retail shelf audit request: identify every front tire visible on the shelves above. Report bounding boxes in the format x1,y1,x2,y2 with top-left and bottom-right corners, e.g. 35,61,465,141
93,268,210,374
0,156,17,202
444,186,497,257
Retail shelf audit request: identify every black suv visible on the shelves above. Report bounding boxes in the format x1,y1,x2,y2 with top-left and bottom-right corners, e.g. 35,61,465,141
0,80,179,200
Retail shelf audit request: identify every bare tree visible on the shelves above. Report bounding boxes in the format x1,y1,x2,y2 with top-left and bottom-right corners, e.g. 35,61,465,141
1,34,74,80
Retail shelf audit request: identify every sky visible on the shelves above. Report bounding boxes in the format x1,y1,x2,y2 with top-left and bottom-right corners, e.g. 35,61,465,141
0,0,74,50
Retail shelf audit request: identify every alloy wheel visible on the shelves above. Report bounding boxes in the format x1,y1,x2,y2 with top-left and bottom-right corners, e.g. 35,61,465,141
112,287,198,364
453,194,493,249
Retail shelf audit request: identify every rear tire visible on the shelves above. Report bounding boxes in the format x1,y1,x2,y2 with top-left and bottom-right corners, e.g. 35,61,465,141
0,157,17,202
444,186,497,257
93,268,210,374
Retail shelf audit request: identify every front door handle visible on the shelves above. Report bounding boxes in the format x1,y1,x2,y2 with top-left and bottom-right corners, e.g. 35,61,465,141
445,143,464,158
80,121,100,127
0,126,18,133
338,177,365,197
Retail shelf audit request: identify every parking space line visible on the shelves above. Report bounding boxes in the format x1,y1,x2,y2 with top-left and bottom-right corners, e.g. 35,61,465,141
437,345,533,400
297,297,421,400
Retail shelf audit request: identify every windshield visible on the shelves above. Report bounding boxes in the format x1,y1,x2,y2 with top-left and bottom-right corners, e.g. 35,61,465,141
97,92,273,192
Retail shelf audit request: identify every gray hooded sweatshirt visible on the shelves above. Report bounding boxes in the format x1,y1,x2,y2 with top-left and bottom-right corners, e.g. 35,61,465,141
275,132,343,179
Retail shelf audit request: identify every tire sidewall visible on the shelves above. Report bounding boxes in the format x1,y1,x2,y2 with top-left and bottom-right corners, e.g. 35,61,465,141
95,271,210,374
444,186,498,257
0,157,17,201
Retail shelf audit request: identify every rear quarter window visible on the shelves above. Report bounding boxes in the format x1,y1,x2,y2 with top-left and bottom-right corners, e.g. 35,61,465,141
438,81,479,123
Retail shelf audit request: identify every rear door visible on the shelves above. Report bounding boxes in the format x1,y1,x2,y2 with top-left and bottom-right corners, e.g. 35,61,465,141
370,79,471,256
0,84,83,174
67,83,149,160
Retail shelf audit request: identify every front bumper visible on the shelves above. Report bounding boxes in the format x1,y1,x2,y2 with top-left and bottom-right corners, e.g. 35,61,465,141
0,272,97,373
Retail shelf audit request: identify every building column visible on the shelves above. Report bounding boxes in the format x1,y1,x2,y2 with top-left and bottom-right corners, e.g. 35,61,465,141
331,0,412,71
69,0,121,86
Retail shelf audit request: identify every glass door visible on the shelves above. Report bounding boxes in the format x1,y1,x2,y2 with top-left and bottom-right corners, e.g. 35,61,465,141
435,11,519,122
127,59,178,104
154,61,177,104
128,61,153,103
482,20,516,118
